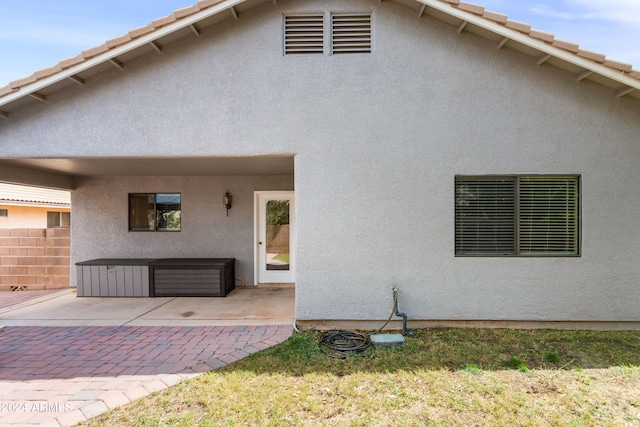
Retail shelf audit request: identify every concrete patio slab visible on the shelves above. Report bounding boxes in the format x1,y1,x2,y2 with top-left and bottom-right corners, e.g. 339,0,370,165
0,285,294,327
131,285,294,326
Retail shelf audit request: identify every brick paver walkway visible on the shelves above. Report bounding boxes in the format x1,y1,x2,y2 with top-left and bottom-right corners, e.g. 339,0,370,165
0,324,292,426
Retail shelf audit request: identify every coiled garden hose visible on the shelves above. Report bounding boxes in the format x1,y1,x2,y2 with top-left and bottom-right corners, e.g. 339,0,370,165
317,288,414,358
318,330,372,359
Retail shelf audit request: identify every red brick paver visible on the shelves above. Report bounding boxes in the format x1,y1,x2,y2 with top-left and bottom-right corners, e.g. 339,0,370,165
0,324,292,425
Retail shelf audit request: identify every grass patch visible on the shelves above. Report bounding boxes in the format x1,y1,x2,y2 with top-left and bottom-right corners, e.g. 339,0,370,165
462,363,483,374
272,253,290,264
83,328,640,426
544,350,560,363
503,356,529,372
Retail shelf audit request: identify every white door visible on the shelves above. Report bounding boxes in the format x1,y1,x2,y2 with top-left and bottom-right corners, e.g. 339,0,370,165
255,191,295,284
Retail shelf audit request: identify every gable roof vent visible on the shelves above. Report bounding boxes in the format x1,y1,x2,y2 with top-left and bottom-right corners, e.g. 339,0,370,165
332,14,372,54
284,14,324,55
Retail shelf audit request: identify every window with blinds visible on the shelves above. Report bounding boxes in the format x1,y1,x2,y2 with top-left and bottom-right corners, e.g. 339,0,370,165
284,14,324,55
455,176,580,256
331,14,372,54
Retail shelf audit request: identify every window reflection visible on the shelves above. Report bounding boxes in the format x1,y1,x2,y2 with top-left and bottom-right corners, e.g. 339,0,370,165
265,200,290,271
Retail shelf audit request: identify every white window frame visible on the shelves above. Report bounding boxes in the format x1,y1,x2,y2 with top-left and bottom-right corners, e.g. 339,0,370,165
47,211,70,228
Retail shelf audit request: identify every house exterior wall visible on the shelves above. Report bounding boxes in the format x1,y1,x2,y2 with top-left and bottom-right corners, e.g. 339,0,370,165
0,205,70,229
71,175,293,287
2,0,640,323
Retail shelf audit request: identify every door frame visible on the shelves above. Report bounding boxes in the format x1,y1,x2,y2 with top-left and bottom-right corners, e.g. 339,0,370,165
254,191,295,285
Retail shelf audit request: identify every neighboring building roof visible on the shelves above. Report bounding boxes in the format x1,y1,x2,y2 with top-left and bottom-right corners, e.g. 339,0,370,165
0,183,71,207
0,0,639,120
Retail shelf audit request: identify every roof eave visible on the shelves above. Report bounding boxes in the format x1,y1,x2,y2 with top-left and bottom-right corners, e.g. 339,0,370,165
418,0,640,92
0,0,247,110
0,201,70,208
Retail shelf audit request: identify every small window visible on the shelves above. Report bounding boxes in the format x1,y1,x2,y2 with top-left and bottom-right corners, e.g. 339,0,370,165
47,211,70,228
455,176,580,256
129,193,181,232
0,209,7,217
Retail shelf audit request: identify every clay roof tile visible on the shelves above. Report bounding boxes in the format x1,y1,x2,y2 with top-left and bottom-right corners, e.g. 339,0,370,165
578,49,606,63
151,14,177,28
106,34,132,49
0,183,70,206
197,0,225,9
58,54,85,69
173,4,201,19
34,64,63,80
9,74,37,89
505,19,531,34
455,2,484,15
0,85,16,97
529,29,554,43
604,59,633,73
552,39,580,54
482,10,507,24
129,24,155,39
81,43,110,59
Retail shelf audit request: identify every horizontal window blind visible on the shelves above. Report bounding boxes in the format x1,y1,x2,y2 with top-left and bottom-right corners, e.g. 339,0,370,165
331,14,372,54
455,175,580,256
519,176,579,255
284,14,324,55
455,178,516,255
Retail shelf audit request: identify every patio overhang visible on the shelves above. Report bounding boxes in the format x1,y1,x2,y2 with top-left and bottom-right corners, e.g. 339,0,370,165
0,155,295,189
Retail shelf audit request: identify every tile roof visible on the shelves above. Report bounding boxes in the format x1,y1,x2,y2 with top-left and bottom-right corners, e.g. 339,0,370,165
0,0,639,114
0,183,71,207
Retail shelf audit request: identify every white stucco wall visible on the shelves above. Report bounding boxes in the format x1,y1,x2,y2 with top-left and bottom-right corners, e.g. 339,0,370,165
2,0,640,323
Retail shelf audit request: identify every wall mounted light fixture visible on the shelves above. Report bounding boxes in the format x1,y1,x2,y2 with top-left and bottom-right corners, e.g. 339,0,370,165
223,192,232,216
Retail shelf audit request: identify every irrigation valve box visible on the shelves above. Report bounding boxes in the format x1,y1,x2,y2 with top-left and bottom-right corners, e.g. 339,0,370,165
370,333,406,346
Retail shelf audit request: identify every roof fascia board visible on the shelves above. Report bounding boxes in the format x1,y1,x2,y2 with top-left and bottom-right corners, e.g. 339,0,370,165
0,0,249,109
0,201,70,208
418,0,640,91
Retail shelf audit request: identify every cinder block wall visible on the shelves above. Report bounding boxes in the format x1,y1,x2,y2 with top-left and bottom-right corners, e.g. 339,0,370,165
0,228,70,291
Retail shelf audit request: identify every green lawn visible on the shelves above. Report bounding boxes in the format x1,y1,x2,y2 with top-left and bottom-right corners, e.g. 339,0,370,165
84,328,640,426
272,253,290,264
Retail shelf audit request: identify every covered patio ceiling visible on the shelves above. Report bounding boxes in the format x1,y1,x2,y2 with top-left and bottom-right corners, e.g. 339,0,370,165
0,156,295,190
0,156,294,176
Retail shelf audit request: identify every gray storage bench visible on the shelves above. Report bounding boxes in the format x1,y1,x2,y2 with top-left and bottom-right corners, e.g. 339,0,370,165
150,258,235,297
76,258,235,297
76,259,154,297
